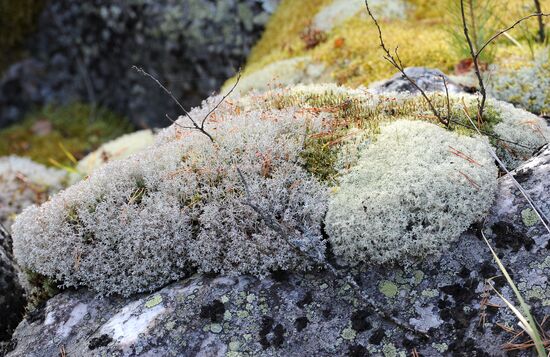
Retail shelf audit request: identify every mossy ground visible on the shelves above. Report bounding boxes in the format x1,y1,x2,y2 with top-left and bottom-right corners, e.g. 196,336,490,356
231,0,546,88
0,103,133,166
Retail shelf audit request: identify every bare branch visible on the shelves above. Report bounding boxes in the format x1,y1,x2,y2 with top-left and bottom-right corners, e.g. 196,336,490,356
460,0,487,121
201,70,242,129
440,75,451,125
364,0,449,126
132,66,215,142
476,12,550,57
447,118,534,150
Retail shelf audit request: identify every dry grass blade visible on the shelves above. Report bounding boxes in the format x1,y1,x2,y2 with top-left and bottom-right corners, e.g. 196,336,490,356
481,230,546,356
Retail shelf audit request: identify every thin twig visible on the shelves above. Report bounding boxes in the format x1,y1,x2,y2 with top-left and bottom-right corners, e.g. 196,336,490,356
460,0,487,121
461,102,550,234
364,0,449,126
236,166,430,338
446,118,534,150
132,66,214,142
441,75,451,124
460,1,550,122
477,13,550,56
201,70,242,129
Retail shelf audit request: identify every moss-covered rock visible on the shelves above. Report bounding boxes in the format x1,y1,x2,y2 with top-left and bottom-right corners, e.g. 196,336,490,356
489,49,550,115
6,142,550,356
11,84,549,299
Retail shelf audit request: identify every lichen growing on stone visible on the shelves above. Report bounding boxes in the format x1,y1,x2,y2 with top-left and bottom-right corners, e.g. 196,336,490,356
11,84,549,296
325,120,498,265
12,101,329,297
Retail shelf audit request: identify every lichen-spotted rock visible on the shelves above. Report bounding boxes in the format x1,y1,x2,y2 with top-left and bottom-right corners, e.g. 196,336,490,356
7,145,550,356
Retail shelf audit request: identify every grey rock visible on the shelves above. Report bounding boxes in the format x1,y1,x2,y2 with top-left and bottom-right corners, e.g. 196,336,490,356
0,0,280,129
7,147,550,356
370,67,465,94
0,227,26,347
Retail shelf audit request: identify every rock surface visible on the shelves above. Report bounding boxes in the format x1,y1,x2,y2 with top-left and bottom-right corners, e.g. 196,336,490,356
0,228,26,347
7,145,550,356
0,0,279,129
370,67,465,95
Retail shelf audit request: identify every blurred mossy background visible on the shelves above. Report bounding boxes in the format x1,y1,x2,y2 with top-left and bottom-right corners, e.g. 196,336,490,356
0,103,133,166
234,0,548,88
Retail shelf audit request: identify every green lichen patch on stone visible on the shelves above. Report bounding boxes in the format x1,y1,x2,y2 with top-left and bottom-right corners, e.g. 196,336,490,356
145,295,163,308
521,208,539,227
379,281,398,298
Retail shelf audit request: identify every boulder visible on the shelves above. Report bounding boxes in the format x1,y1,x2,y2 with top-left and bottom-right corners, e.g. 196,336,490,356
0,0,279,129
0,229,26,351
369,67,465,94
7,145,550,356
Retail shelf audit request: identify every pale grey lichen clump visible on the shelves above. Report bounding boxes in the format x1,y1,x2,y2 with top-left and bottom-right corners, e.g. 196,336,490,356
0,156,65,230
326,120,498,265
13,105,328,296
490,97,550,168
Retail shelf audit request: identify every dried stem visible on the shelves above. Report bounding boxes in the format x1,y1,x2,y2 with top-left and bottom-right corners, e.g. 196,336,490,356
460,0,487,121
236,166,430,338
364,0,449,126
477,12,550,56
441,75,451,122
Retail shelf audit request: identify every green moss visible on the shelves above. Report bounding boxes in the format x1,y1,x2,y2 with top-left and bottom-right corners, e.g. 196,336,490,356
264,87,503,181
0,0,43,72
0,103,133,166
25,270,60,311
